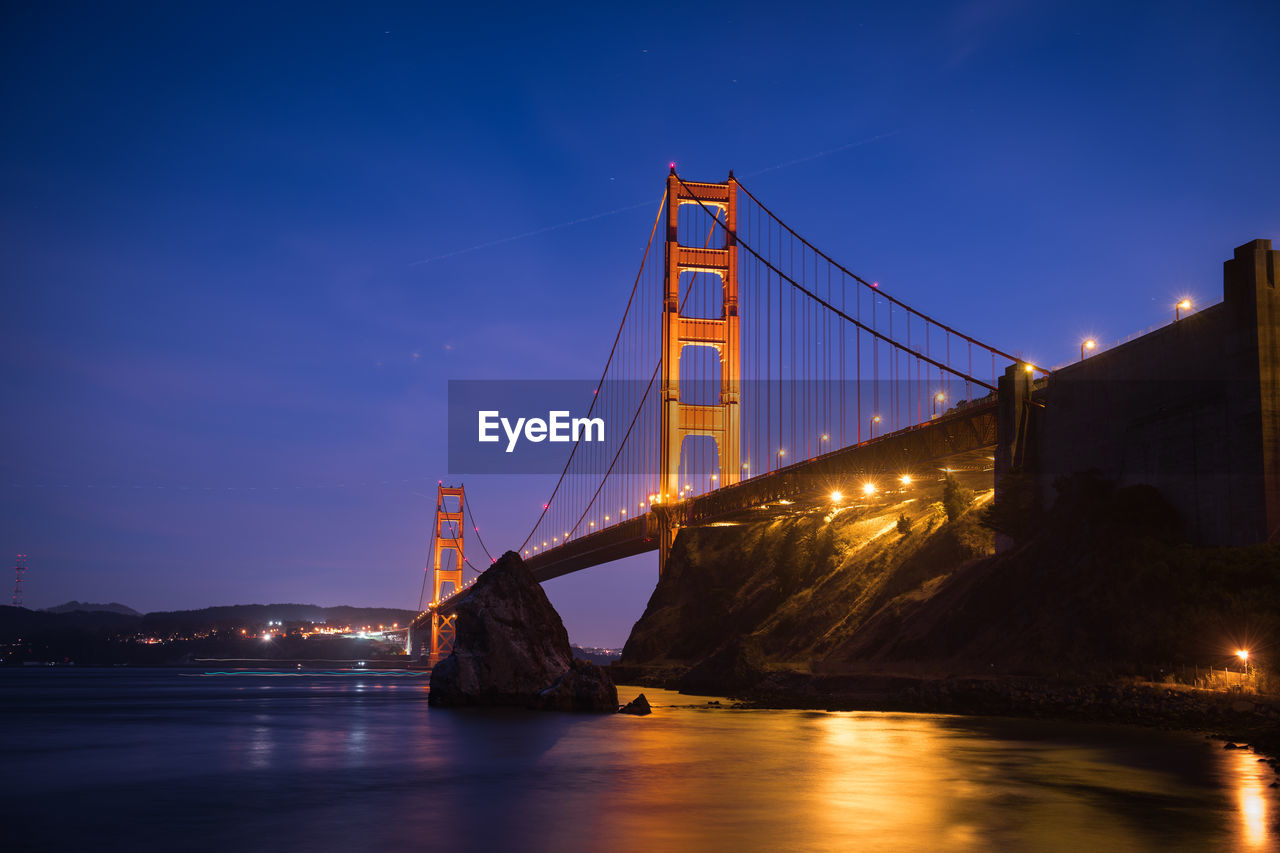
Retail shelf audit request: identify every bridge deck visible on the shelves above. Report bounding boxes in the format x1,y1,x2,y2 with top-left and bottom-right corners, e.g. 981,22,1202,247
523,400,997,583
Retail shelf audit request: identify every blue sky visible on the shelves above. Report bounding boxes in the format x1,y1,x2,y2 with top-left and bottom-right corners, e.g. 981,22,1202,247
2,1,1278,645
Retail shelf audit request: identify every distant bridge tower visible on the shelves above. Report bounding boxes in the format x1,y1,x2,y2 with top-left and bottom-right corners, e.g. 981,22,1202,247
658,170,741,570
12,554,27,607
428,484,465,664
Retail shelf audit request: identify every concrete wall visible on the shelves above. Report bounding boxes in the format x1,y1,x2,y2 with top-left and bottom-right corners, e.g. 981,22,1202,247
1025,239,1278,545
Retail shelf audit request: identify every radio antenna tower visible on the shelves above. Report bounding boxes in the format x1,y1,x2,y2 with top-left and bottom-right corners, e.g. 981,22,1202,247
13,554,27,607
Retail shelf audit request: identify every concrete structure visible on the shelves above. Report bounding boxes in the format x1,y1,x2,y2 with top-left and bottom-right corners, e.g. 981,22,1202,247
1019,239,1279,545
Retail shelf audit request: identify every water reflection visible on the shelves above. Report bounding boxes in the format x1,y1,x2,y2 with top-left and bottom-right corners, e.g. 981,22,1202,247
1232,748,1270,849
1,672,1275,853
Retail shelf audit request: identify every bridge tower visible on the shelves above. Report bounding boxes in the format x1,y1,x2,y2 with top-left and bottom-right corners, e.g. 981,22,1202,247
658,170,741,570
428,484,465,664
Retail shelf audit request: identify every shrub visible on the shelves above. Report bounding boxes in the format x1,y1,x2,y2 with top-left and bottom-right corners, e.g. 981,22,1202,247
942,473,972,522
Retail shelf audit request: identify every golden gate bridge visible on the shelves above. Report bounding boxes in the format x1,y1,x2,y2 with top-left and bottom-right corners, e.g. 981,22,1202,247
409,168,1052,661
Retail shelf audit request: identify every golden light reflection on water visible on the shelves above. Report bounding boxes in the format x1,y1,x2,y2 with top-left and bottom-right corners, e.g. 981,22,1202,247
521,688,1278,853
1233,748,1270,849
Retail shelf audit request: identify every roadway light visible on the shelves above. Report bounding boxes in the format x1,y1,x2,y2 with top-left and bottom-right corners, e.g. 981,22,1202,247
862,482,877,497
1023,363,1034,374
899,474,912,486
1176,298,1192,321
1237,649,1250,675
870,415,880,438
932,392,945,417
1081,339,1096,361
821,433,829,442
830,490,843,504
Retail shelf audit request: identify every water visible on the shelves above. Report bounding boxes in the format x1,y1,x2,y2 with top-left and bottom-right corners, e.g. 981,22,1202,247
1,669,1275,852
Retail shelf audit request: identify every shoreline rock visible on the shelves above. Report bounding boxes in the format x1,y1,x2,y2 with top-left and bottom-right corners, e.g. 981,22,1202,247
532,658,618,712
428,550,617,712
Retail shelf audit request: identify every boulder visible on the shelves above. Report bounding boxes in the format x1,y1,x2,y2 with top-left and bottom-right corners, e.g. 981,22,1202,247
532,658,618,712
619,693,652,716
429,551,574,707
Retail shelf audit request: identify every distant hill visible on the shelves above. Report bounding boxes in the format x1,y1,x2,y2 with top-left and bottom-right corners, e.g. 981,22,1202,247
0,603,419,643
138,604,417,631
45,601,141,616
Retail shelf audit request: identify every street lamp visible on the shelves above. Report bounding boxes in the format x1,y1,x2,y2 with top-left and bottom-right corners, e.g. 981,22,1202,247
1237,649,1250,676
1176,299,1192,321
932,392,945,417
1081,339,1096,361
870,414,881,438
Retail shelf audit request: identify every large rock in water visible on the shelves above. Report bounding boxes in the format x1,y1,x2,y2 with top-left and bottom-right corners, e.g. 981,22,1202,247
428,550,615,710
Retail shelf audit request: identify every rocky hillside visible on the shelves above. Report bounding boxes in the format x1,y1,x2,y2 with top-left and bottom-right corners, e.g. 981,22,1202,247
621,481,995,672
619,474,1280,686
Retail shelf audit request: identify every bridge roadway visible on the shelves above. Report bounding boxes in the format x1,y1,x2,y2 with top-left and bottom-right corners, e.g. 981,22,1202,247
505,399,999,589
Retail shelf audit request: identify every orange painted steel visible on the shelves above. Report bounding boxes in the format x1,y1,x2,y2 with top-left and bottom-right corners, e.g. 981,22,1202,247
429,484,465,663
659,171,741,570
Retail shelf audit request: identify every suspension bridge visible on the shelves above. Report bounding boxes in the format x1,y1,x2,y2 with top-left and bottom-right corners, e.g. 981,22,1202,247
410,169,1280,662
409,168,1051,661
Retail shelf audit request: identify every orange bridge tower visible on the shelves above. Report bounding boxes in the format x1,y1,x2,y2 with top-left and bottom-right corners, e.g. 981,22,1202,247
428,483,465,664
657,170,741,570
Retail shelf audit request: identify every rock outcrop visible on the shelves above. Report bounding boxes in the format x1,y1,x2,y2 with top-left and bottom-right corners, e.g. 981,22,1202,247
531,659,618,711
428,550,617,711
618,693,652,715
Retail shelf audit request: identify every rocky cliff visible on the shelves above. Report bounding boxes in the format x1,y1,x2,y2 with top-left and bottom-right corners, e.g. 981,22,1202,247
620,484,994,679
618,474,1280,693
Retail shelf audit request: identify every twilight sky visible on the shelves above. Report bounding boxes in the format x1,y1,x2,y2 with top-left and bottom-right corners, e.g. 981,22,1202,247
2,1,1278,646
